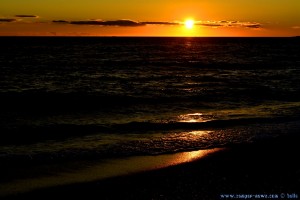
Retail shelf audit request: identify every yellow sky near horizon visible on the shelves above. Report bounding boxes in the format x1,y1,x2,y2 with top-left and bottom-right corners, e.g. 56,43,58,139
0,0,299,36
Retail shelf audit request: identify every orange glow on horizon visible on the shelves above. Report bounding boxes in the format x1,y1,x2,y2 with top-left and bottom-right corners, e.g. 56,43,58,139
1,22,295,37
0,0,299,36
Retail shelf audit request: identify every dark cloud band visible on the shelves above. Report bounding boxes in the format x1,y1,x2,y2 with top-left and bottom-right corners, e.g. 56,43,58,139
54,19,261,29
66,20,145,26
0,18,17,22
15,15,38,18
53,19,181,26
197,20,261,29
141,22,179,25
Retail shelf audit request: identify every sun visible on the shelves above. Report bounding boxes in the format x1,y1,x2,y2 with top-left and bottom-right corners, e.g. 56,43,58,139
185,19,194,29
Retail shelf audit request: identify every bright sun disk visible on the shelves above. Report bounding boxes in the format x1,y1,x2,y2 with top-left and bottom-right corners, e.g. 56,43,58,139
185,19,194,29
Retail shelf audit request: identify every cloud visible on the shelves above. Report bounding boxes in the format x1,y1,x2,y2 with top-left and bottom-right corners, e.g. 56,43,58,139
243,24,261,29
0,15,39,24
52,20,69,23
53,19,180,26
65,19,145,26
292,26,300,29
196,20,262,29
15,15,39,18
141,20,261,29
0,18,17,22
141,21,179,25
197,22,222,27
52,18,262,29
102,20,144,26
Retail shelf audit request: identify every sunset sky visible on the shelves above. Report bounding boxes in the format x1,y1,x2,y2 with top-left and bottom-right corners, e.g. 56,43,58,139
1,0,299,36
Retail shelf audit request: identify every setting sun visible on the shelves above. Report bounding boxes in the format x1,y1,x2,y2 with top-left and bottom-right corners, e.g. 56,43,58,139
1,0,300,36
185,19,195,29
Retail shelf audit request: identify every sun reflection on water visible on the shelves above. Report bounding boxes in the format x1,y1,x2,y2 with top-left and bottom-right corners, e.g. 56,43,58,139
189,130,210,136
162,148,221,167
178,112,208,123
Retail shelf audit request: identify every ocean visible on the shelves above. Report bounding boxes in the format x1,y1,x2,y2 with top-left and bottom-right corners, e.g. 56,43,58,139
0,37,300,176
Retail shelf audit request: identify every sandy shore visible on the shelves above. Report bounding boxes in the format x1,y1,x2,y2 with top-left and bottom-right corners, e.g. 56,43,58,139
0,148,221,196
2,134,300,200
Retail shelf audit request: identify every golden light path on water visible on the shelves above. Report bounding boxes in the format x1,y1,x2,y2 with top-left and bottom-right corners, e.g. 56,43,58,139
0,148,222,197
177,113,209,123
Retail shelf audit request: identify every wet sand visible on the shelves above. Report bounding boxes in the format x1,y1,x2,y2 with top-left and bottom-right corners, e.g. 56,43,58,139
2,134,300,200
0,149,220,196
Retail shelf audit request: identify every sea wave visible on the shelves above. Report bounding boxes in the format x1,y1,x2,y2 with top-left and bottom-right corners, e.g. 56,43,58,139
1,115,299,145
0,119,299,166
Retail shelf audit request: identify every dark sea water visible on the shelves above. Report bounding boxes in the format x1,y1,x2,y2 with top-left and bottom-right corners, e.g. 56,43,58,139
0,37,300,164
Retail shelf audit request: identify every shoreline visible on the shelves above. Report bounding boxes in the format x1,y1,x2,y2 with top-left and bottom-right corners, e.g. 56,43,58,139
0,148,221,197
2,134,300,199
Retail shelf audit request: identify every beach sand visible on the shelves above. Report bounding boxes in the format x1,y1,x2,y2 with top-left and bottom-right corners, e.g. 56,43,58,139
2,134,300,200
